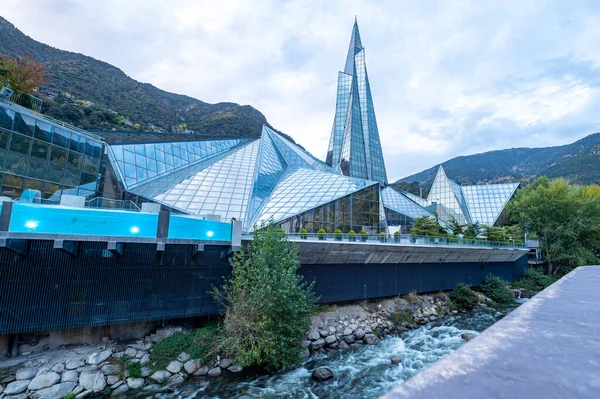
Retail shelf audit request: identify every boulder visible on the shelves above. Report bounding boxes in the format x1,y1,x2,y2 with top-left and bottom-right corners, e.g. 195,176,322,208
338,341,350,350
391,356,402,365
51,364,65,374
150,370,171,384
4,380,30,395
126,377,145,390
325,335,337,345
79,371,106,393
184,359,200,375
166,374,185,386
31,382,77,399
166,360,183,374
307,330,320,341
28,372,61,391
310,339,325,351
140,353,150,366
111,384,129,397
143,384,163,392
101,364,120,376
65,359,85,370
140,367,152,378
461,333,477,342
16,368,38,380
87,349,113,365
218,357,233,369
354,328,366,340
124,348,137,358
178,352,191,362
311,367,334,382
429,315,437,322
228,364,243,373
207,367,222,377
61,370,79,383
363,334,380,345
318,329,329,338
343,335,355,344
75,389,93,399
193,366,209,376
107,375,119,385
300,340,311,349
342,328,352,336
36,367,52,377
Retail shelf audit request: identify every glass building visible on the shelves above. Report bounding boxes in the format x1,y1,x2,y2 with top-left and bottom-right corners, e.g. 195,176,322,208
326,19,388,185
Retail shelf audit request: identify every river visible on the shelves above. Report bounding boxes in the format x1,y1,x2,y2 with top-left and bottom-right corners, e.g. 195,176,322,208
167,299,527,399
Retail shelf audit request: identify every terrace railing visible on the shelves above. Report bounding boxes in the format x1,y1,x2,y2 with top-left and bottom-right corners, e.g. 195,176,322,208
262,232,526,249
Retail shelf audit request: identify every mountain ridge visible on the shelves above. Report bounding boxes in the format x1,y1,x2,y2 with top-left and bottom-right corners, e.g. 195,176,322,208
0,15,299,144
395,133,600,187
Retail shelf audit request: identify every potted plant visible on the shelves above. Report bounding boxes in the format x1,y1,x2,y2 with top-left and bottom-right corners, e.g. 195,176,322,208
317,229,327,240
348,229,356,241
334,229,343,241
394,231,400,243
359,230,367,242
379,232,387,242
299,228,308,239
410,232,417,244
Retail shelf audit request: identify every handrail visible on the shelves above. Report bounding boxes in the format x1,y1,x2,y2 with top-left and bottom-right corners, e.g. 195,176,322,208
41,114,104,142
9,91,43,113
243,232,527,249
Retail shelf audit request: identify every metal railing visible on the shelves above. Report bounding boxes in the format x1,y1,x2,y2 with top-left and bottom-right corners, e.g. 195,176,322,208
41,114,104,141
255,232,527,249
6,90,43,113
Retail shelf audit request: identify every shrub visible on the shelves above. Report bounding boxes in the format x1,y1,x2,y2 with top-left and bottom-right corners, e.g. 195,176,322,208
449,283,479,310
127,360,142,378
405,290,419,303
512,268,558,291
63,393,76,399
479,274,513,303
389,308,413,326
317,228,326,240
348,230,356,241
334,229,343,240
359,230,367,235
394,231,400,236
150,324,218,371
213,222,318,369
276,227,286,234
359,230,367,241
299,228,308,239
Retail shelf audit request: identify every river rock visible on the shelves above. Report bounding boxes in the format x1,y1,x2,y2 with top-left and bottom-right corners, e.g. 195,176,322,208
338,341,350,350
150,370,171,384
16,368,37,380
101,364,120,376
140,353,150,366
30,381,77,399
325,335,337,345
193,366,209,376
166,360,183,374
308,330,320,341
461,333,477,342
107,375,119,385
218,357,233,369
51,364,65,374
87,349,113,365
124,348,137,358
318,329,329,338
79,371,106,392
167,374,185,386
363,334,380,345
28,372,61,390
354,328,366,340
0,384,3,394
4,380,30,395
343,335,355,344
228,364,243,373
126,377,145,390
140,367,152,378
207,367,222,377
429,315,437,322
143,384,163,392
310,339,326,351
66,359,85,370
111,384,129,396
61,370,79,383
391,356,402,365
311,367,334,382
300,340,311,349
184,359,200,375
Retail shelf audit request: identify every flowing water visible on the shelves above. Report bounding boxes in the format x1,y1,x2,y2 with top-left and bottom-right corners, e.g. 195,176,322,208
168,300,527,399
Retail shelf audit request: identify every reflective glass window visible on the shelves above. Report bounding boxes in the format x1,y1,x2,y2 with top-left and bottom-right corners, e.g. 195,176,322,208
0,108,15,130
2,174,24,197
27,157,47,179
13,113,35,136
67,151,82,169
9,133,31,154
0,130,9,149
50,146,67,166
47,164,64,182
34,120,53,142
53,128,70,148
31,140,49,161
5,152,27,175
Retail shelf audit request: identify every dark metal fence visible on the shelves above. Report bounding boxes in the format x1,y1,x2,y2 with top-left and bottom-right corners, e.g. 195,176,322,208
0,241,230,335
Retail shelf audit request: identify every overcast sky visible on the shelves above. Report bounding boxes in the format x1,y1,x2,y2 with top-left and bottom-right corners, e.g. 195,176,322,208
3,0,600,181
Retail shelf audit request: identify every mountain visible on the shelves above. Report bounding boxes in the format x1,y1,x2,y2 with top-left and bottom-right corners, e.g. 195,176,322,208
396,133,600,188
0,16,298,144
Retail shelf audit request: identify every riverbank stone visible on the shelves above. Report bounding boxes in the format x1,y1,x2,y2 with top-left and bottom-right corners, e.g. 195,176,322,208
391,356,402,365
66,359,85,370
312,367,334,382
15,368,37,381
166,360,183,374
31,382,77,399
87,349,112,365
111,384,129,397
101,364,120,376
150,370,171,384
193,366,208,376
228,364,243,373
28,372,61,390
4,380,30,395
363,334,380,345
61,370,79,383
218,358,233,369
127,377,145,390
461,333,477,342
207,367,222,377
79,371,106,392
184,359,200,375
51,364,65,374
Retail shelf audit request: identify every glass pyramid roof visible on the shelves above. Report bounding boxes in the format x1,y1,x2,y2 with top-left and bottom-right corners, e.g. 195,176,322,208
381,186,432,219
427,166,470,224
461,183,519,226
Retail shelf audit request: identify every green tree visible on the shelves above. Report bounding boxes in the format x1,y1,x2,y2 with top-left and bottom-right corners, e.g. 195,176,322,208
411,215,444,236
213,221,318,369
508,177,600,275
465,222,483,237
446,217,465,235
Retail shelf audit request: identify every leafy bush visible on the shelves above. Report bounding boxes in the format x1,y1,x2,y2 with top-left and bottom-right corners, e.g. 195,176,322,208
348,229,356,241
213,222,318,369
150,324,218,371
479,274,513,303
63,393,76,399
389,309,413,326
127,360,142,378
299,228,308,239
359,230,367,241
334,229,343,240
512,268,558,291
276,227,286,234
394,231,400,236
359,230,367,235
317,229,326,240
449,283,479,310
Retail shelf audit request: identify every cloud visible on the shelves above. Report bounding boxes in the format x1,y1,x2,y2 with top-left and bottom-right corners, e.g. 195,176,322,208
3,0,600,181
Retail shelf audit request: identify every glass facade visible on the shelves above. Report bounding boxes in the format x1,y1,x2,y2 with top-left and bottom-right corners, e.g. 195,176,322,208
326,19,388,185
381,186,432,232
0,103,104,201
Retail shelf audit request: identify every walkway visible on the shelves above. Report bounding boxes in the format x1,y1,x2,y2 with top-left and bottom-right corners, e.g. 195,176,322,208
381,266,600,399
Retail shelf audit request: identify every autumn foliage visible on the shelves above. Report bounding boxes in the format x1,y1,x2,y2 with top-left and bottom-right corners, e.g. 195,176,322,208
0,53,48,93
